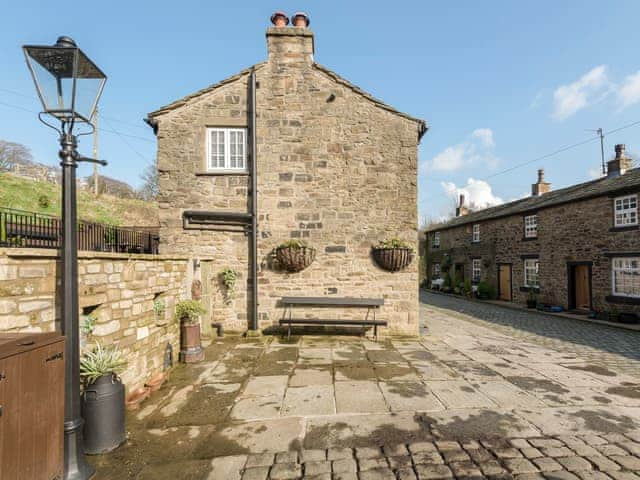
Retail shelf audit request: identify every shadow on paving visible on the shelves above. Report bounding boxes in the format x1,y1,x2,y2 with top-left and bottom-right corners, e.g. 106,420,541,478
421,290,640,363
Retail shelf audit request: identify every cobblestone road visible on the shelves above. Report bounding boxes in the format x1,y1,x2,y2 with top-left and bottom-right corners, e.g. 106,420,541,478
420,290,640,376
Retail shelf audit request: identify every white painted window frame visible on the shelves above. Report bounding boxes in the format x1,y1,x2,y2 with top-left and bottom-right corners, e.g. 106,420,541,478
612,257,640,298
432,232,440,248
614,194,638,227
472,224,480,242
524,214,538,238
206,127,247,171
472,258,481,283
433,263,441,278
524,258,539,288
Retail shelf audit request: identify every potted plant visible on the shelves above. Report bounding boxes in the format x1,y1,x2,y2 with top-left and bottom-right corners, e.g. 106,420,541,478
442,272,452,293
526,289,538,308
80,343,127,454
274,240,316,272
175,300,206,363
153,298,167,326
477,280,492,300
372,238,415,272
463,279,473,298
220,267,238,304
608,304,620,323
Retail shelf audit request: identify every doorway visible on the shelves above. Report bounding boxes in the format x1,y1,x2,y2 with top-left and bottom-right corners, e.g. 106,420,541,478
498,264,512,301
568,262,592,311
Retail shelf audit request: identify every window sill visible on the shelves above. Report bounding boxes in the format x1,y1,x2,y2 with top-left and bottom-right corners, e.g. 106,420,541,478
471,241,480,244
520,286,540,293
195,170,250,176
609,225,639,232
605,295,640,305
521,236,538,242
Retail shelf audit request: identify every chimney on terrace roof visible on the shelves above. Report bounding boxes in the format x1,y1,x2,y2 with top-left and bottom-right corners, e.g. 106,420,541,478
531,168,551,196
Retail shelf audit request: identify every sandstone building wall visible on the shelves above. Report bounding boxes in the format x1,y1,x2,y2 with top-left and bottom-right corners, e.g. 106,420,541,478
151,27,425,335
0,248,209,391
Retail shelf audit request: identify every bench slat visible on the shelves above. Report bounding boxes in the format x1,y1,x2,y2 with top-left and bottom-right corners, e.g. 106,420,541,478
281,297,384,307
279,319,387,326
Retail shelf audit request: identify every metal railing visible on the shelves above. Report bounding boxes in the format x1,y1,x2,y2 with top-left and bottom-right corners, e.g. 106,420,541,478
0,208,159,254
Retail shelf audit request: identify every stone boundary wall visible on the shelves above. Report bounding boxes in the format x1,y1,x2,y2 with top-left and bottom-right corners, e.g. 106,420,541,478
0,248,213,391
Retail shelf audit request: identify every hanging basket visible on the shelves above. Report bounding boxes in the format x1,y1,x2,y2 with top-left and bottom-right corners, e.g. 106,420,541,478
275,246,316,273
372,247,414,272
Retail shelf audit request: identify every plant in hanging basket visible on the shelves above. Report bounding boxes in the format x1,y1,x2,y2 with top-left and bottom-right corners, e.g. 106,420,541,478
274,240,316,272
371,238,415,272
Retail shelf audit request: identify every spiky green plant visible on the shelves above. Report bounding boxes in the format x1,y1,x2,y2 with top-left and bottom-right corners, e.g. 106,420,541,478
80,343,127,385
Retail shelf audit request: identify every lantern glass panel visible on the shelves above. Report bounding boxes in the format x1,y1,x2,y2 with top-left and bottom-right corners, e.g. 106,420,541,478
24,44,105,123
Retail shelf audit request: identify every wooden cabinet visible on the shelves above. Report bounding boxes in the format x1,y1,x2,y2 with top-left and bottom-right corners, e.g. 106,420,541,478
0,332,65,480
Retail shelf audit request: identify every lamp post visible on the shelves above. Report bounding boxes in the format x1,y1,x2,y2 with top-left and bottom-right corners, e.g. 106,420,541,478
23,36,107,480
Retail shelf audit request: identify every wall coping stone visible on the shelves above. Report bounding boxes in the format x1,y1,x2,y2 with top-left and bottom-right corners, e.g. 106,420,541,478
0,248,212,262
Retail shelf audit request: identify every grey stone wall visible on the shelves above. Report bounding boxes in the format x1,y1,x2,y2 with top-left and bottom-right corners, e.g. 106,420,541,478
153,27,423,335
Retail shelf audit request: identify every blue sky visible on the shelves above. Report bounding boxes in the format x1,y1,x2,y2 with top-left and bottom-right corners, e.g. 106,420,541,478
2,1,640,222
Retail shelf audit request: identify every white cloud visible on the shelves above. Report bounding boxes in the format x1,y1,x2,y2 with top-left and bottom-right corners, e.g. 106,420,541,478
429,144,467,172
423,129,498,173
588,167,605,179
530,91,544,109
618,70,640,110
471,128,495,148
441,178,504,211
552,65,610,120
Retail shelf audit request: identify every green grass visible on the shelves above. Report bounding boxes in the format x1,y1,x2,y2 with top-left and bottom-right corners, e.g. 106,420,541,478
0,173,158,226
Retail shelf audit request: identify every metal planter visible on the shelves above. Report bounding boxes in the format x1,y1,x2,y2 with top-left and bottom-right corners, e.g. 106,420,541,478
275,246,316,273
82,373,125,455
372,247,414,272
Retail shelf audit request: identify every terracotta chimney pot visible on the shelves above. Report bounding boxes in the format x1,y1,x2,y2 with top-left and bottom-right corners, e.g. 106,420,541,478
291,11,310,27
270,11,289,27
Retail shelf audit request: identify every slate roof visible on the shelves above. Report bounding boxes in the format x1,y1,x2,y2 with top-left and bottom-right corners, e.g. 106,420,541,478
428,167,640,232
146,62,427,138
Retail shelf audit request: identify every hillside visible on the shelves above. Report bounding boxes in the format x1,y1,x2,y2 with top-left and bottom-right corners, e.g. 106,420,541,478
0,173,159,227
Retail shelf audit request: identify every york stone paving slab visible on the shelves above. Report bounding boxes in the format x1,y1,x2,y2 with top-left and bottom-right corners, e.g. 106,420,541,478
92,295,640,478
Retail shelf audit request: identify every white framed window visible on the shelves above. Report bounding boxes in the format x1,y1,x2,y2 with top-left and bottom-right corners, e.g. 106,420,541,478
432,232,440,248
524,258,539,288
614,194,638,227
472,259,481,282
524,215,538,238
612,257,640,298
206,128,247,171
433,263,441,278
472,224,480,242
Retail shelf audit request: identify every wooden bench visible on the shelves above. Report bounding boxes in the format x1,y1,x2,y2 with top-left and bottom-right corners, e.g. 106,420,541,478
279,296,386,340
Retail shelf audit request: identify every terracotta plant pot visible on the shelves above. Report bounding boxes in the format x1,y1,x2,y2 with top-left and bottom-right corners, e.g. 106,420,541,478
275,246,316,273
125,386,150,411
372,247,414,272
270,11,289,27
145,372,168,393
179,321,204,363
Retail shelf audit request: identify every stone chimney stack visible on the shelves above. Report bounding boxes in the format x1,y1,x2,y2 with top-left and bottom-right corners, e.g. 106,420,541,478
456,194,469,217
531,168,551,196
267,12,314,67
607,144,633,178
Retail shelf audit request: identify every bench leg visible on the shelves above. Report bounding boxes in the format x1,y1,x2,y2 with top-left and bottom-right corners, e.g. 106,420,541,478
374,324,378,341
287,306,292,341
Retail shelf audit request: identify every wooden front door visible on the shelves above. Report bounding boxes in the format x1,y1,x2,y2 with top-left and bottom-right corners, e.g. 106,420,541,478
574,265,591,310
498,264,512,301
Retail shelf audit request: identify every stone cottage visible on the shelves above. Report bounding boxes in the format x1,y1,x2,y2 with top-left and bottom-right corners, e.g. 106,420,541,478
426,144,640,318
146,15,427,335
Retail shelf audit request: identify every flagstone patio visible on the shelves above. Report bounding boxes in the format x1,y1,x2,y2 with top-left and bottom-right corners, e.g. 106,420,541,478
91,302,640,479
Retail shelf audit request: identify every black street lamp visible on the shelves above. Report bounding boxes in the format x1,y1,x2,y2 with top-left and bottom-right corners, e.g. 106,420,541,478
23,36,107,480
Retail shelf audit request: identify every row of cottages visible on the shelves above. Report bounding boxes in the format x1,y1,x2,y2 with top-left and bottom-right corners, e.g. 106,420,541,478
426,144,640,315
145,15,427,335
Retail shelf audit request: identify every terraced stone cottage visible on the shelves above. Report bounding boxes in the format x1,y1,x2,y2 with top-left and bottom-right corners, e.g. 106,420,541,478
426,144,640,318
145,16,427,335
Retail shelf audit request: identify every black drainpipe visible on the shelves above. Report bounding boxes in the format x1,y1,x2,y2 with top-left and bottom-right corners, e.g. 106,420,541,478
249,69,259,331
